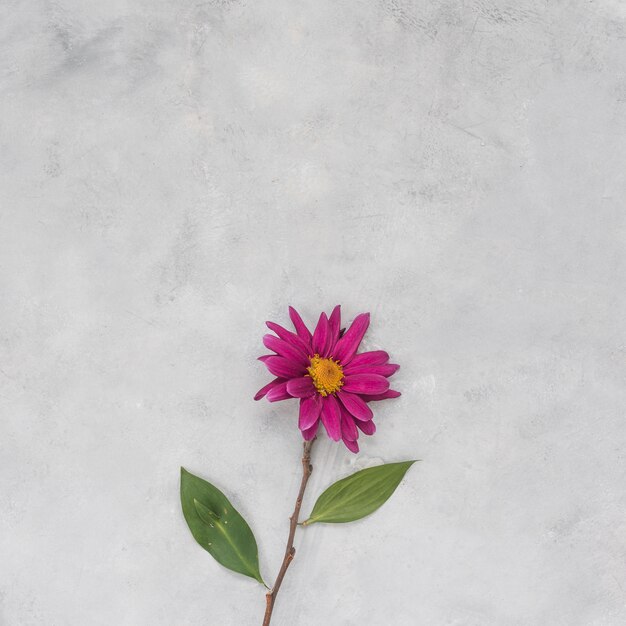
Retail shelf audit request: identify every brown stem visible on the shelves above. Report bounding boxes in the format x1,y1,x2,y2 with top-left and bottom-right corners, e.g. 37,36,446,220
262,439,315,626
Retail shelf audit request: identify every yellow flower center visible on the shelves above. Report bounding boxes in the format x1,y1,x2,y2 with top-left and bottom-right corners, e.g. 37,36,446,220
307,355,344,396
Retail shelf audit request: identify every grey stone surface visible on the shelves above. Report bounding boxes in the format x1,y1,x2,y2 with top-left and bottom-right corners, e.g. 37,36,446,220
1,0,626,624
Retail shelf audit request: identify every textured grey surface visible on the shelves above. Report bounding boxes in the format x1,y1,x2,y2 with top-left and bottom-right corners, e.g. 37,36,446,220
1,0,626,624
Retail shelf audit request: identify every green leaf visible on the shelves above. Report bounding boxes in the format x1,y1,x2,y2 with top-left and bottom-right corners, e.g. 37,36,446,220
303,461,417,525
180,467,265,585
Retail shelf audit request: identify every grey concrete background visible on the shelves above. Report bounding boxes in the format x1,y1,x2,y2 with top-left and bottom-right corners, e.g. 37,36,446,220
1,0,625,624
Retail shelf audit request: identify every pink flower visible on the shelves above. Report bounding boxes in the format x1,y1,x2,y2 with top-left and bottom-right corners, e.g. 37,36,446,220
255,306,400,453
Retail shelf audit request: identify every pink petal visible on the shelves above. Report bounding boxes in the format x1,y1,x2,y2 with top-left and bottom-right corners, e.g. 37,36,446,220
346,350,389,369
263,334,309,366
342,437,359,453
257,355,274,363
332,313,370,364
342,373,389,395
289,306,313,342
266,321,312,355
266,381,291,402
286,376,315,398
302,420,319,441
356,419,376,435
327,305,341,352
344,364,399,377
340,405,358,441
299,395,322,430
337,391,373,421
365,389,402,402
312,312,330,355
254,378,283,401
265,356,306,379
320,394,341,441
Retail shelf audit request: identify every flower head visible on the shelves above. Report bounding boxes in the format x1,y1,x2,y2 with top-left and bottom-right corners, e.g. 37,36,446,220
255,306,400,453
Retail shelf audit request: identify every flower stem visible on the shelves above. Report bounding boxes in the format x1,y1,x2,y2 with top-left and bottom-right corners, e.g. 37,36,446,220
262,439,315,626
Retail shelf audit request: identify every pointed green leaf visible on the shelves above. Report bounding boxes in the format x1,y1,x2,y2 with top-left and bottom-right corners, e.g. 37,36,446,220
303,461,417,525
180,468,265,585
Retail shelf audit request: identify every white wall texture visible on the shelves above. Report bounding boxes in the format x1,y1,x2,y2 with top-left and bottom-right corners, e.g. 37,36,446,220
1,0,625,624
